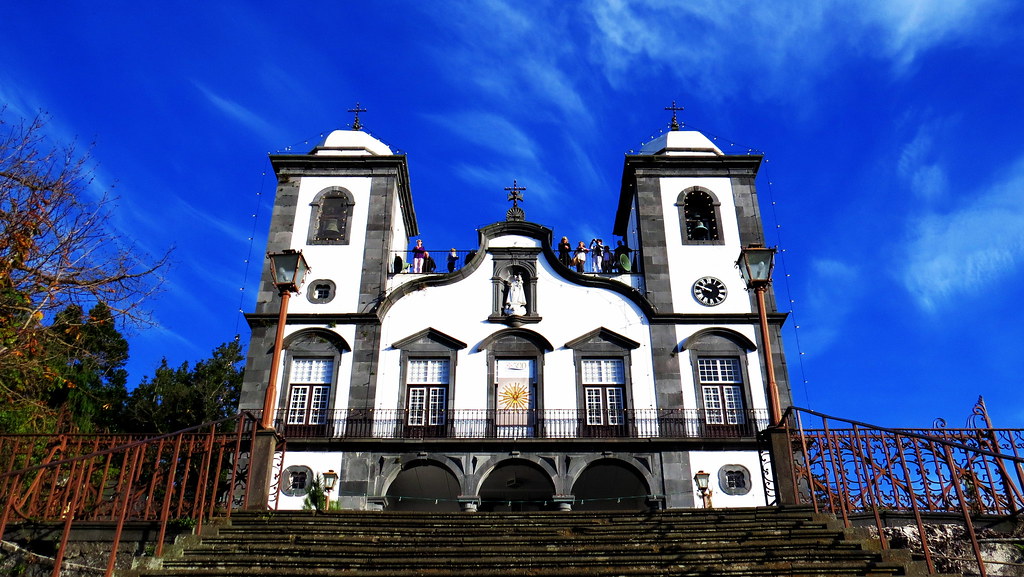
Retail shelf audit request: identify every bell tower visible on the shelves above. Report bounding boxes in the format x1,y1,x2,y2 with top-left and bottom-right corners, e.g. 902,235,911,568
613,118,791,422
239,118,417,415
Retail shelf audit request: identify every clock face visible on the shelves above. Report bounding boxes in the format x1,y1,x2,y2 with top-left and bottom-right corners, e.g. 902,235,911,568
693,276,727,306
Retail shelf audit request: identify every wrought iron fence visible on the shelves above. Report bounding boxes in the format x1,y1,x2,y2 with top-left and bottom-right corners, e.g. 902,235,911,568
0,412,262,577
272,408,770,440
390,249,477,274
776,400,1024,576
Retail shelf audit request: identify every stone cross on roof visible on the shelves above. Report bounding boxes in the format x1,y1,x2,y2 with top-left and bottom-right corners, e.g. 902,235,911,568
665,101,684,131
504,179,526,222
348,102,367,131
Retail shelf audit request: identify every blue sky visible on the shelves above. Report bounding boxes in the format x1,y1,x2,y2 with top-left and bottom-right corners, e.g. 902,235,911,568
3,1,1022,428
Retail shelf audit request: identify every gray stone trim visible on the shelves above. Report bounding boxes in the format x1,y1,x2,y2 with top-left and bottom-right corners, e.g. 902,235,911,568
565,327,640,350
650,324,683,409
239,324,274,411
718,464,753,496
306,186,354,245
632,174,673,313
566,332,636,417
305,279,337,304
675,186,725,246
477,328,554,352
480,330,548,413
684,334,757,419
392,333,462,414
614,154,763,235
347,172,397,410
270,154,417,236
679,328,756,352
392,327,467,351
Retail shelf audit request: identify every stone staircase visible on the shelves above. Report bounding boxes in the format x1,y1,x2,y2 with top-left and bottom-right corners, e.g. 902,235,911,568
127,506,959,576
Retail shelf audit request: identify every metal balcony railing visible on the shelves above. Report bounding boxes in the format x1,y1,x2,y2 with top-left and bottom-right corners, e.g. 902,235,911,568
272,408,770,440
390,249,477,274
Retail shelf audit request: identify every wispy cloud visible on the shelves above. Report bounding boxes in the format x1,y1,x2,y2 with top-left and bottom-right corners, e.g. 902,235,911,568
899,155,1024,311
430,112,542,163
799,258,864,350
583,0,1011,101
193,81,278,141
897,125,949,202
858,0,1012,72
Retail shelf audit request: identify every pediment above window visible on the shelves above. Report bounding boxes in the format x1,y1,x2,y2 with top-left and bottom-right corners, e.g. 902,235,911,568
565,327,640,351
679,328,756,353
392,327,467,351
476,328,553,353
282,328,351,353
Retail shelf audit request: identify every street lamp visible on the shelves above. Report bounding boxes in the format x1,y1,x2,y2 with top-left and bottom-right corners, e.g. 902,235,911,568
694,470,712,508
737,244,781,426
261,249,310,429
322,469,338,510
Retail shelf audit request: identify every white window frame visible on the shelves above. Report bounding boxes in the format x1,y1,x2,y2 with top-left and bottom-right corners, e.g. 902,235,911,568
698,358,745,425
287,358,333,426
582,359,625,426
406,359,449,427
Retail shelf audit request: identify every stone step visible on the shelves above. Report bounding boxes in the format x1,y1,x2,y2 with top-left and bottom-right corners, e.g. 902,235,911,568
197,531,849,550
134,559,928,577
127,507,950,577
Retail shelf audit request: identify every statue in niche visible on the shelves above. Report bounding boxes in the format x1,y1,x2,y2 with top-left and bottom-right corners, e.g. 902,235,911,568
503,273,527,316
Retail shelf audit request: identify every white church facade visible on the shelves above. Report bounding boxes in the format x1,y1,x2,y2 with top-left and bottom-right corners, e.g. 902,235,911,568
238,119,792,512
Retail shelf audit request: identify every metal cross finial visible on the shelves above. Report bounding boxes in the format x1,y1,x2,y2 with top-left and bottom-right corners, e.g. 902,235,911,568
665,100,684,131
348,102,367,131
505,179,526,208
504,179,526,222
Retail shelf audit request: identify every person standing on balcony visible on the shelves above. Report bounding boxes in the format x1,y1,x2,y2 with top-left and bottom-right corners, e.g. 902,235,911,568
412,239,426,273
558,236,571,267
573,241,589,273
447,248,458,273
589,238,604,272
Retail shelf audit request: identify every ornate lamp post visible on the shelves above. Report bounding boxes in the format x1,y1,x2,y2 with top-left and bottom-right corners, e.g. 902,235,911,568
693,470,712,508
736,244,781,426
322,469,338,510
261,249,310,429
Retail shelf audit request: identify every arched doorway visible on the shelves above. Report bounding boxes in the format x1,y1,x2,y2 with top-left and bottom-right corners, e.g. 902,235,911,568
384,461,461,512
478,460,556,512
572,460,650,511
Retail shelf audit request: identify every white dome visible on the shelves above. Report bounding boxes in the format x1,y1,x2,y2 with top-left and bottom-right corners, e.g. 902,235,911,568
314,129,393,156
640,130,723,156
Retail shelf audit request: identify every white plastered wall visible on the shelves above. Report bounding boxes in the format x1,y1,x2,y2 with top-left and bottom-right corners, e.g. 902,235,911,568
377,234,655,413
285,176,374,315
656,177,754,316
275,451,345,510
688,450,769,508
675,324,768,414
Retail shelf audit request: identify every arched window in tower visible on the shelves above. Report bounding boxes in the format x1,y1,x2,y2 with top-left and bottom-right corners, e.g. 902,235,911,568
308,187,355,245
676,188,723,244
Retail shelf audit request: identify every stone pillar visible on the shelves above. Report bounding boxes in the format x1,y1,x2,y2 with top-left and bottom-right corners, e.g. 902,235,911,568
764,428,800,506
552,495,575,511
246,429,281,510
458,496,481,512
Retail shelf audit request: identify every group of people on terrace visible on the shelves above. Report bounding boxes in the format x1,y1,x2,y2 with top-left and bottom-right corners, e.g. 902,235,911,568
557,237,632,274
408,237,632,275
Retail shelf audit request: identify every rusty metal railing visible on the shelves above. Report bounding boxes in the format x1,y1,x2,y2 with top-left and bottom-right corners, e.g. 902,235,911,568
0,411,262,577
776,398,1024,576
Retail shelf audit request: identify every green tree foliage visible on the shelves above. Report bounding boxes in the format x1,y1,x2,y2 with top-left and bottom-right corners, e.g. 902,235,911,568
0,111,165,432
46,302,130,432
124,341,244,434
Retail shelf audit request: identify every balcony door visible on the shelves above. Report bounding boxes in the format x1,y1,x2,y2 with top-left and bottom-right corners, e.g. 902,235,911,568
495,359,535,437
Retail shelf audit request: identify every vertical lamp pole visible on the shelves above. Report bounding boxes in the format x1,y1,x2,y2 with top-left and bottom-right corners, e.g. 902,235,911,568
737,245,781,427
261,249,310,429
